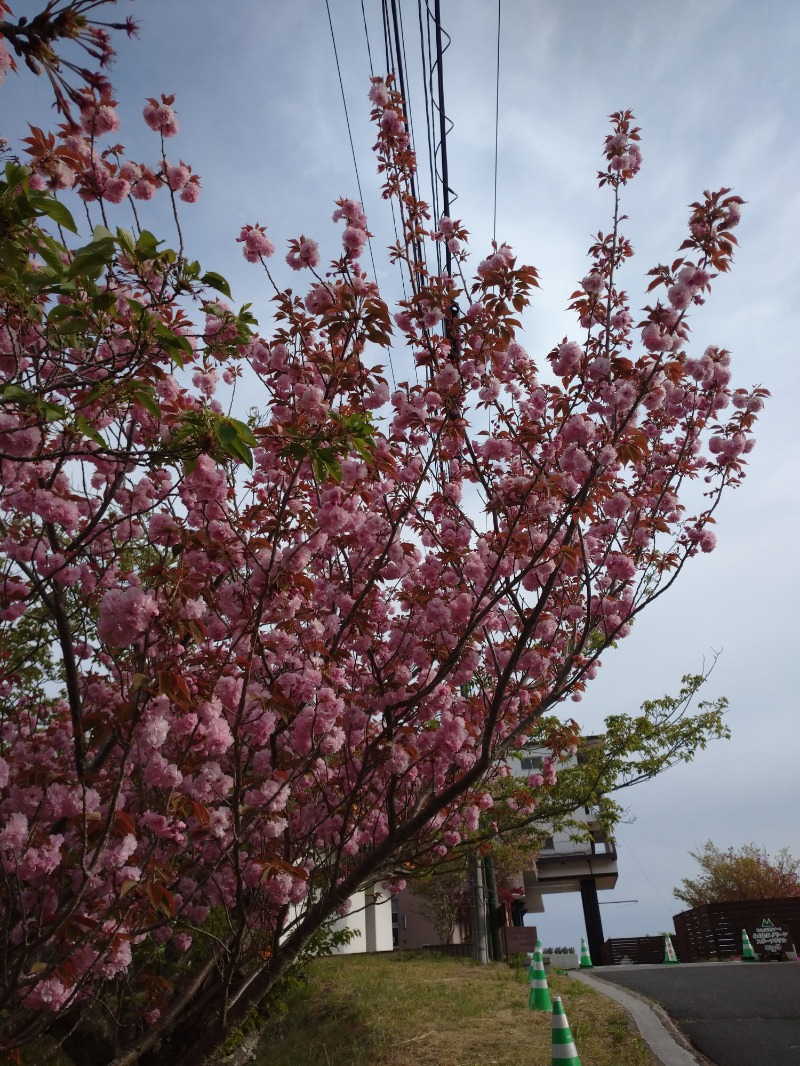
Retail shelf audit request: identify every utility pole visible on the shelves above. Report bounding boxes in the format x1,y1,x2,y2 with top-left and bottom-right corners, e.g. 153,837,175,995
483,853,505,962
469,855,489,964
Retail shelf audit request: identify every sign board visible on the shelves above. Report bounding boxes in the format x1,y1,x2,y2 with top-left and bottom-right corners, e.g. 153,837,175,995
503,926,538,955
748,917,793,959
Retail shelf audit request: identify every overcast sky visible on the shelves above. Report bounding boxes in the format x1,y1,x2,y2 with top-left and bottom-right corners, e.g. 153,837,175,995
4,0,799,948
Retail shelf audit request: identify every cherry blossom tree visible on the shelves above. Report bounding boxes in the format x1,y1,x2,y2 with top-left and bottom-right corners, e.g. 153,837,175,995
0,5,766,1063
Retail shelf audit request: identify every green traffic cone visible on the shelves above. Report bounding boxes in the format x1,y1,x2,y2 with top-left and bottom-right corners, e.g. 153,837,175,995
741,928,756,961
551,995,581,1065
663,933,680,964
579,937,593,969
528,947,552,1011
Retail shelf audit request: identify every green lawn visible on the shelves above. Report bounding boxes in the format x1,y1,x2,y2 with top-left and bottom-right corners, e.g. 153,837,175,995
253,952,654,1066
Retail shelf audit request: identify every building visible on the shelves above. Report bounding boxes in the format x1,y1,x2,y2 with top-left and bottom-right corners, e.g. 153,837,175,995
510,739,618,963
328,883,395,954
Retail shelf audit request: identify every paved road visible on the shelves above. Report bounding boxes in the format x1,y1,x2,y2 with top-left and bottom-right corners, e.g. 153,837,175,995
590,962,800,1065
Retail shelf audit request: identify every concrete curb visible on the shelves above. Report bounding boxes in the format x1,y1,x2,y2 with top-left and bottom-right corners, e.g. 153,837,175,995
568,969,704,1066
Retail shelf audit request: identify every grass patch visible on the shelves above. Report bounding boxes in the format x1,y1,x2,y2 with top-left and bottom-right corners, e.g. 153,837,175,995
254,952,654,1066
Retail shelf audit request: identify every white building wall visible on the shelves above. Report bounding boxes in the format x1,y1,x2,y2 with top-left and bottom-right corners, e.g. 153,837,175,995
364,887,394,952
329,884,394,954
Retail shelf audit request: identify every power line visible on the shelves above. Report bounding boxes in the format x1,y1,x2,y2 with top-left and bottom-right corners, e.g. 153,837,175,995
324,0,368,225
388,0,428,283
492,0,501,244
430,0,454,276
360,0,375,76
327,0,397,388
418,0,440,273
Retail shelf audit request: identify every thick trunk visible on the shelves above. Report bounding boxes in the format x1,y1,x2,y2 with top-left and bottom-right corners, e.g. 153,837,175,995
48,1011,116,1066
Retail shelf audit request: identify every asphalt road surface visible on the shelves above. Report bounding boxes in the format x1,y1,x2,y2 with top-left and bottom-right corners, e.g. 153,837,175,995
591,962,800,1066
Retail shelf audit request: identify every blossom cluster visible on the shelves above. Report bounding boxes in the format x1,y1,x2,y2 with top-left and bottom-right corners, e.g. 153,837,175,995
22,90,200,205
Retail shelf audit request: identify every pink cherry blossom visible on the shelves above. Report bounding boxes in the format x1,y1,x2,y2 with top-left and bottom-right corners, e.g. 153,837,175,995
551,340,583,377
143,95,179,137
97,587,160,646
368,78,391,108
286,237,320,270
237,223,275,262
0,39,12,83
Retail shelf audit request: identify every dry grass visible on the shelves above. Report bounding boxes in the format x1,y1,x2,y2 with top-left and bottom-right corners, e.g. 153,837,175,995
254,952,654,1066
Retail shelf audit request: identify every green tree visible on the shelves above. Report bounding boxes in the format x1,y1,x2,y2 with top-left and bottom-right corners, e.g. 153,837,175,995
674,842,800,908
410,671,730,938
486,669,730,854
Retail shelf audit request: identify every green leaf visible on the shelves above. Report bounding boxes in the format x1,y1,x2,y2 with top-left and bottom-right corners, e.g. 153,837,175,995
36,398,67,423
0,384,34,405
92,292,119,312
67,237,116,281
51,315,93,336
135,230,163,259
214,421,238,445
131,386,162,418
47,303,74,324
37,241,68,276
225,417,258,446
353,437,374,461
3,162,29,191
213,419,254,467
153,321,192,368
200,271,233,299
116,227,136,256
75,415,106,447
37,197,78,234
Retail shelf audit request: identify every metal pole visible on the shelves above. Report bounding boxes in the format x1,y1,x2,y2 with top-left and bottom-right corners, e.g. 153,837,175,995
484,854,504,962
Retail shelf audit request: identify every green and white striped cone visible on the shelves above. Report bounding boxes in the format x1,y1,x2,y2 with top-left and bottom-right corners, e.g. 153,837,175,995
663,933,680,964
551,996,581,1065
528,938,543,963
579,937,593,969
528,947,552,1011
742,928,756,961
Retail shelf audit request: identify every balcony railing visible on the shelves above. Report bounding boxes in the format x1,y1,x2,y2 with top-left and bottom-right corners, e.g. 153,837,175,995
538,838,617,862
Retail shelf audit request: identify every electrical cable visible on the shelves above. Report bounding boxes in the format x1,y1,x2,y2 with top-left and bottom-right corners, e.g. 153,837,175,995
389,0,427,281
430,0,454,276
378,0,419,383
327,0,397,387
492,0,501,244
360,0,375,77
418,0,441,274
324,0,368,229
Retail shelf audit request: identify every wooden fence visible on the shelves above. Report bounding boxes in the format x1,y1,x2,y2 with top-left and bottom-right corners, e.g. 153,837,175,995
601,936,665,965
673,898,800,961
